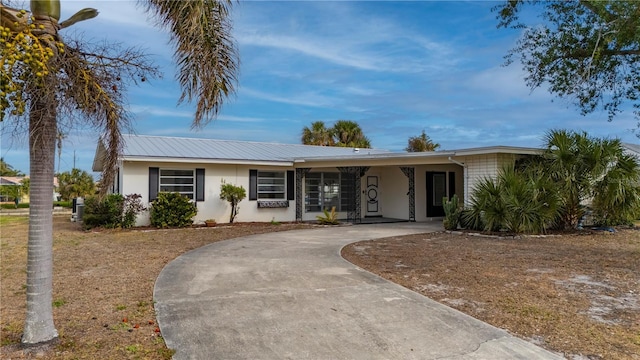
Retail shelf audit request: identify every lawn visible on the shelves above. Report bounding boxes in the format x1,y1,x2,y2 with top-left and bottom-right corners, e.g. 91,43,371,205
343,229,640,360
0,215,311,359
2,216,639,359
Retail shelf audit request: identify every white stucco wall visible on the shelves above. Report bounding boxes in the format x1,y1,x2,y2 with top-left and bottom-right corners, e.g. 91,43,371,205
116,157,478,226
120,161,296,226
376,167,409,220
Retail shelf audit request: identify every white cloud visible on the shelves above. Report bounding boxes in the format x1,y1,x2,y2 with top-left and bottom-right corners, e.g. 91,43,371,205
129,105,192,119
241,87,337,108
235,2,455,74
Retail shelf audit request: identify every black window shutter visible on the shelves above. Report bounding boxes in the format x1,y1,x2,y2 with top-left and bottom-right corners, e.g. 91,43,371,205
249,169,258,200
149,167,159,202
286,170,295,200
196,168,205,202
448,171,456,199
115,168,120,194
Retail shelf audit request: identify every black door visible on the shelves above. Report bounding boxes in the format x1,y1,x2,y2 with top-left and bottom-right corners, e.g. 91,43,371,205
426,171,455,217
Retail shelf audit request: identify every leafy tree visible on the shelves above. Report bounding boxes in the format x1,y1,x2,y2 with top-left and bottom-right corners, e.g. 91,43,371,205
20,177,29,197
495,1,640,124
405,130,440,152
56,168,95,200
301,121,335,146
220,181,246,223
1,0,238,345
0,183,22,202
0,158,24,176
332,120,371,148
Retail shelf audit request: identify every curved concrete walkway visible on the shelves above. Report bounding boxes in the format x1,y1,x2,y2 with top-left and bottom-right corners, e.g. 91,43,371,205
154,223,564,360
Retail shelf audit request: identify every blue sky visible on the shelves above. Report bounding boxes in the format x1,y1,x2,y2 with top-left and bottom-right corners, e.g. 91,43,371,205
1,0,637,175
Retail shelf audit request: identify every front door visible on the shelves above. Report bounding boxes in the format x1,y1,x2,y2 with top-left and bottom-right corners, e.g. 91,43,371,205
426,171,454,217
365,175,380,216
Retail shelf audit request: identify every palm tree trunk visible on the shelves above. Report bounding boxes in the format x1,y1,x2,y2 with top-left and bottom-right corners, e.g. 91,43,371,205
23,83,58,344
22,0,60,343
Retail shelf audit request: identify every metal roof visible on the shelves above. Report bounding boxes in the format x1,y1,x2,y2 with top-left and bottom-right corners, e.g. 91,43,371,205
92,134,551,171
295,145,542,163
118,134,390,161
623,142,640,157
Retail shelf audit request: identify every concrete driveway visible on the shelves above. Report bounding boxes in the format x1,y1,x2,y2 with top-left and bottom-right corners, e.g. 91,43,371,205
154,223,564,359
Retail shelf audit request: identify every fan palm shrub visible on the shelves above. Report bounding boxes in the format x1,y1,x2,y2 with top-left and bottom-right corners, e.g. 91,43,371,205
591,153,640,226
462,166,559,234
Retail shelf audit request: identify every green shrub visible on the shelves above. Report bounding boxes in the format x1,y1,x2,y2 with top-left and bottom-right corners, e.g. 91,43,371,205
0,203,29,209
461,166,559,234
53,201,72,208
83,194,125,229
83,193,146,229
591,154,640,226
121,194,145,228
219,181,246,223
460,207,485,231
316,206,339,225
442,194,461,230
150,192,197,228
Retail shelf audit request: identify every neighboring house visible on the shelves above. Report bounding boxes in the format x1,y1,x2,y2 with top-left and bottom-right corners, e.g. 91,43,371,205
0,176,27,203
0,176,60,203
92,134,541,226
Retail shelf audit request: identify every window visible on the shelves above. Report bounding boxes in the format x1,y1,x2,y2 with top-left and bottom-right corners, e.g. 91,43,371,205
257,171,285,200
305,172,353,212
160,169,195,199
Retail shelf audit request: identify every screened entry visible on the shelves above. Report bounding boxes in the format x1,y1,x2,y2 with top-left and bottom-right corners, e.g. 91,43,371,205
304,172,353,212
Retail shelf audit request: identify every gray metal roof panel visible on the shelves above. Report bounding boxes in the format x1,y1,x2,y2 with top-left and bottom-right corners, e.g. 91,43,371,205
121,134,391,162
623,143,640,156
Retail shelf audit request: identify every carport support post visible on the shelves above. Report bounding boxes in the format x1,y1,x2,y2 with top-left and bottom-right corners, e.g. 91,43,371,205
295,168,311,222
337,166,370,224
400,167,416,222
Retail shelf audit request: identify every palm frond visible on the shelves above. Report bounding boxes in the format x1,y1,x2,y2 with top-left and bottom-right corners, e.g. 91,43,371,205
57,40,158,194
144,0,239,127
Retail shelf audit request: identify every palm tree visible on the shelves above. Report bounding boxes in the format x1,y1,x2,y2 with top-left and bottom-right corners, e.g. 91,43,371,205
301,121,334,146
540,129,638,229
332,120,371,148
405,130,440,152
57,168,95,200
1,0,238,345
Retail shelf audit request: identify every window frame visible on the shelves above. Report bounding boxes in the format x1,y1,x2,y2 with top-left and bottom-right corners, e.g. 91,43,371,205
304,172,351,212
257,170,286,200
159,169,195,200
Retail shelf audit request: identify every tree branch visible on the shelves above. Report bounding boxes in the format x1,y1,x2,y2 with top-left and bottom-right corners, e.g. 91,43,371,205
579,0,617,23
568,49,640,58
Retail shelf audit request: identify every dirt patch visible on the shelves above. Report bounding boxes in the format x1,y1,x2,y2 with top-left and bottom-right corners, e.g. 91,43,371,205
0,216,313,359
342,229,640,360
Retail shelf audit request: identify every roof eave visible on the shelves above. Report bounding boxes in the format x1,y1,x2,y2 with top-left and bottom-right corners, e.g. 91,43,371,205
121,156,293,167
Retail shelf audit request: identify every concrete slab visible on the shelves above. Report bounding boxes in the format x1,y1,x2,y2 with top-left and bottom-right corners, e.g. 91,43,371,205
154,223,564,359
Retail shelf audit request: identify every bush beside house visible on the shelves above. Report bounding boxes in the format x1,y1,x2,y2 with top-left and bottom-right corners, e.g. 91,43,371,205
457,130,640,234
149,192,197,228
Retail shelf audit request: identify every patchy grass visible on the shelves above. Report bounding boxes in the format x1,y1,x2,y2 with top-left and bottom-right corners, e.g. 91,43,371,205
343,229,640,360
0,215,312,359
0,216,28,227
